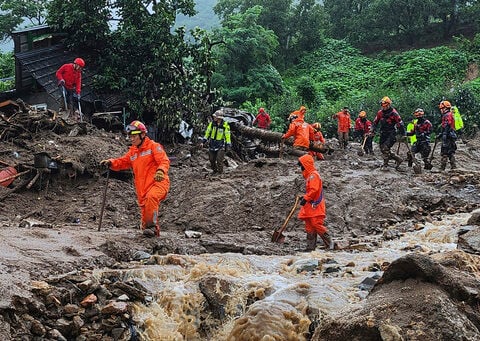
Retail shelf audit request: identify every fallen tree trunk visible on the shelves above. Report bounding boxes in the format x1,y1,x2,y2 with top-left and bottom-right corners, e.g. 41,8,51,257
231,123,334,154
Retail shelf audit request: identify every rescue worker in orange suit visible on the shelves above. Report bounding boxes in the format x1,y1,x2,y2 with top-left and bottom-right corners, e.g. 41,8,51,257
298,154,333,251
100,120,170,238
56,57,85,113
331,107,351,149
354,111,373,155
203,110,231,174
309,122,326,160
282,106,314,154
253,107,271,130
406,108,433,170
371,96,406,170
438,100,457,170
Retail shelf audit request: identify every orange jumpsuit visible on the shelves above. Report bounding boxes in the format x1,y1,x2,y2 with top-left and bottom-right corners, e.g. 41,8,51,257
109,137,170,235
282,117,314,150
309,128,325,160
298,154,327,236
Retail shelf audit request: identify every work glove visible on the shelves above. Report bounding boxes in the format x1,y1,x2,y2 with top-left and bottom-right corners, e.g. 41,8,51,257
100,159,111,167
299,197,307,206
58,79,65,87
225,144,231,152
73,93,81,101
435,133,443,141
154,169,165,181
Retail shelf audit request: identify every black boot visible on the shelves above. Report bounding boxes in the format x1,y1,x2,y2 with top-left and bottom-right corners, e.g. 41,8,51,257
305,233,317,251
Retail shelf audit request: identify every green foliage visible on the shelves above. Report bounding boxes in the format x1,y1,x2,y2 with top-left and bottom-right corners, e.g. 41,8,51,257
47,0,111,53
212,6,283,105
0,51,13,91
0,0,48,41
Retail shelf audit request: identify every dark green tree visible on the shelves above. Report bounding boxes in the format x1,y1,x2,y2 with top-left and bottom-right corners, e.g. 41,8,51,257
0,0,49,42
212,6,283,105
47,0,110,53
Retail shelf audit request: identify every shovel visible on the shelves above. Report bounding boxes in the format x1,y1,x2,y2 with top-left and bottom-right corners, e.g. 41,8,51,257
357,135,368,156
272,195,301,243
403,141,422,174
61,86,68,112
97,169,110,231
77,98,83,122
425,139,439,170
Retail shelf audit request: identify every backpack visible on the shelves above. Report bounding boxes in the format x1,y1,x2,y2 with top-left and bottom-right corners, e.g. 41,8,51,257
452,106,464,131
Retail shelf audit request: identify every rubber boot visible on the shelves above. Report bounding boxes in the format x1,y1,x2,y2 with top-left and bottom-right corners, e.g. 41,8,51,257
143,224,156,238
381,157,389,170
305,233,317,251
407,152,413,167
440,156,447,171
320,232,334,250
393,154,403,170
449,155,457,169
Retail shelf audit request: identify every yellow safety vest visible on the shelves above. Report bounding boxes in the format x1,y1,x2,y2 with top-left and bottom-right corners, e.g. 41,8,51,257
407,119,417,145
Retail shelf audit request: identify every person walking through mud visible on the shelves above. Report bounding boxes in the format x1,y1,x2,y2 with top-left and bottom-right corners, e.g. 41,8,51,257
354,111,373,155
438,100,458,170
203,110,231,174
406,108,433,170
371,96,406,170
332,107,351,149
282,106,314,154
100,120,170,237
56,57,85,117
309,122,326,160
297,154,333,251
253,107,271,130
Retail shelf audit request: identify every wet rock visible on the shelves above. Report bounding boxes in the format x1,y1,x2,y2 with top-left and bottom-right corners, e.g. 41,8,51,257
132,250,151,260
48,328,67,341
358,277,377,291
63,303,81,317
199,276,238,320
467,209,480,226
457,227,480,254
80,293,97,307
78,278,100,292
313,252,480,340
30,281,52,296
185,230,202,238
30,319,46,336
101,301,128,315
111,281,148,301
55,318,72,337
292,259,319,273
72,315,85,330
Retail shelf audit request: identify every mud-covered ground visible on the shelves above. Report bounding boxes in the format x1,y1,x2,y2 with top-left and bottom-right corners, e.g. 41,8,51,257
0,107,479,339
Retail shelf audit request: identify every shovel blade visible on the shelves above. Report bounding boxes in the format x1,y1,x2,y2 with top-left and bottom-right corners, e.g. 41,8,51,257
413,164,423,174
357,149,364,156
271,230,286,243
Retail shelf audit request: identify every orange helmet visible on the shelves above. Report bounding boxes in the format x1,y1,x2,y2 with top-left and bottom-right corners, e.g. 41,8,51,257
439,100,451,109
359,111,367,118
74,57,85,68
414,108,424,118
312,122,322,131
126,120,147,135
299,106,306,112
380,96,392,108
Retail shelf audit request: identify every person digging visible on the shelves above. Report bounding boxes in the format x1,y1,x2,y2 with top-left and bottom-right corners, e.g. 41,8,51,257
100,120,170,237
297,154,333,251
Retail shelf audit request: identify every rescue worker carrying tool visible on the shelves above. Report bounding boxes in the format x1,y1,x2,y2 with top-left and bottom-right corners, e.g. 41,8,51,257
56,57,85,120
406,108,433,170
282,106,314,155
437,100,458,170
100,120,170,238
203,110,231,174
297,154,333,251
371,96,406,170
354,111,373,155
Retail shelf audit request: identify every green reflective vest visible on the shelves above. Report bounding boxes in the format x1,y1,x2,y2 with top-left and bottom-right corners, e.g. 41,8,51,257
452,106,464,131
407,119,417,145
